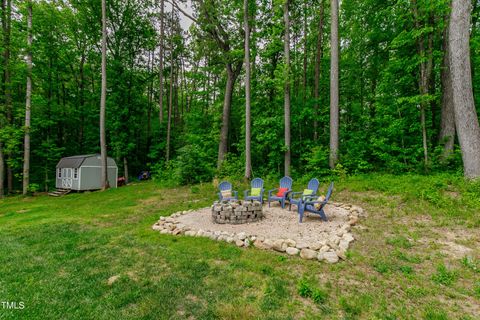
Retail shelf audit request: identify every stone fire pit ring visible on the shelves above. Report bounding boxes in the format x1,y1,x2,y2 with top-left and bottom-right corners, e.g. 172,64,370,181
211,200,263,224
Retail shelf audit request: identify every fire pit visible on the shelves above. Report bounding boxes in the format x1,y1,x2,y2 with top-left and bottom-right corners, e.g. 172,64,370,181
211,200,263,224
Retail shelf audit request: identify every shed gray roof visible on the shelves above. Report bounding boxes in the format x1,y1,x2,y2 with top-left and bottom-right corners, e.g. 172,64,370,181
56,154,98,168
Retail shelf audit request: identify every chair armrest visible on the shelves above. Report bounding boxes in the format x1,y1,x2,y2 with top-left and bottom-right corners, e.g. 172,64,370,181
233,190,239,198
303,195,318,201
244,189,250,197
217,192,222,200
289,191,303,199
304,200,328,206
268,188,278,197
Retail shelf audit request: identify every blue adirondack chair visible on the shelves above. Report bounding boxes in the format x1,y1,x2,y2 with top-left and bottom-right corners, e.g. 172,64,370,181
244,178,265,202
297,182,334,222
268,176,293,208
217,181,238,201
288,178,320,211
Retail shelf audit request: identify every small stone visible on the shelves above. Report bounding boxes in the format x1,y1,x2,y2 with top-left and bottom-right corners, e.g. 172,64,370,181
152,224,162,231
309,242,322,251
160,229,169,234
226,237,234,243
160,217,166,221
295,242,309,250
235,240,244,247
300,249,317,260
185,230,196,236
286,247,299,255
263,239,274,249
203,231,212,238
182,211,187,214
272,239,285,252
284,239,296,247
237,232,247,240
196,230,204,237
323,251,339,263
348,217,359,226
319,245,330,253
343,233,354,243
339,240,349,251
244,239,251,247
107,275,120,285
336,250,347,260
250,236,257,242
172,229,182,235
253,239,265,249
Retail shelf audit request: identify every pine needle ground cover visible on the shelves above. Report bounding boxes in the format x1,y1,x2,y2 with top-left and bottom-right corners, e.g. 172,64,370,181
0,174,479,319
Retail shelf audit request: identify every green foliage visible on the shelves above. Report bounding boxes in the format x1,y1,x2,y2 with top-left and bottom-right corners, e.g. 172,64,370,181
432,264,458,286
297,277,328,304
386,236,413,249
475,282,480,299
461,256,479,274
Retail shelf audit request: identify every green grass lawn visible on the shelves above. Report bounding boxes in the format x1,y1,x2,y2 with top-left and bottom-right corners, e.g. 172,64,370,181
0,174,479,319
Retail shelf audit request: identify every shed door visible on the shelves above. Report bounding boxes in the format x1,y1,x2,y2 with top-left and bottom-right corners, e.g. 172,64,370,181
61,168,73,189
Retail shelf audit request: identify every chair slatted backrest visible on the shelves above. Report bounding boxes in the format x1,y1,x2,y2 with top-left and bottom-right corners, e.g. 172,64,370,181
307,178,320,194
279,176,293,189
251,178,264,189
325,182,334,202
219,181,233,192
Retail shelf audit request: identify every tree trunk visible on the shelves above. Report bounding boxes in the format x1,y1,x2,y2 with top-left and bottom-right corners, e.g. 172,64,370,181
439,15,455,161
23,1,33,195
302,0,307,103
166,24,174,162
449,0,480,179
158,0,165,124
123,157,129,184
3,0,12,193
217,64,238,169
413,0,433,168
100,0,109,190
0,142,4,198
244,0,252,180
329,0,339,169
284,0,291,176
314,0,324,142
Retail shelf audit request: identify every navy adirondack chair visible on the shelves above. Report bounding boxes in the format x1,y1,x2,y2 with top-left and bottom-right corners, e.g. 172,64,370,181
217,181,238,201
268,176,293,208
244,178,265,202
298,182,334,222
288,178,320,211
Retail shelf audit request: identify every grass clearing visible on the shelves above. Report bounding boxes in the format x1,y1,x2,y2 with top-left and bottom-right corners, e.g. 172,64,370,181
0,174,479,319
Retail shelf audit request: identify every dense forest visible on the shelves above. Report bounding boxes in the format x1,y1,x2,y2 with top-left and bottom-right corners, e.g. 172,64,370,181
1,0,480,195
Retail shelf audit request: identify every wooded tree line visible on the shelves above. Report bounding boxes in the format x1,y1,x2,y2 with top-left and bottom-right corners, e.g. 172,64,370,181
0,0,480,196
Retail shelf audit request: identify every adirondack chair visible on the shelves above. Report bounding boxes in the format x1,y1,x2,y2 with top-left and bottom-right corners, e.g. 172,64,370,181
288,178,320,211
244,178,265,202
267,176,293,209
297,182,334,222
217,181,238,201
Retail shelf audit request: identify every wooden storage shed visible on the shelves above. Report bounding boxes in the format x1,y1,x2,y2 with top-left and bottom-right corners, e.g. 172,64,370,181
55,154,118,190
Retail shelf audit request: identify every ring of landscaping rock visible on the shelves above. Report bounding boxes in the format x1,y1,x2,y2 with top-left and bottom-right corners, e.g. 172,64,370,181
152,202,364,264
211,200,263,224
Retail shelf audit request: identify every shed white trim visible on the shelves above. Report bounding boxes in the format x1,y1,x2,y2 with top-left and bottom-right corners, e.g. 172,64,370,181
79,165,118,169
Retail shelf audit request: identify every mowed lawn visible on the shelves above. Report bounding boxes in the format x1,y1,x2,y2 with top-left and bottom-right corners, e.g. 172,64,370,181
0,175,479,320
